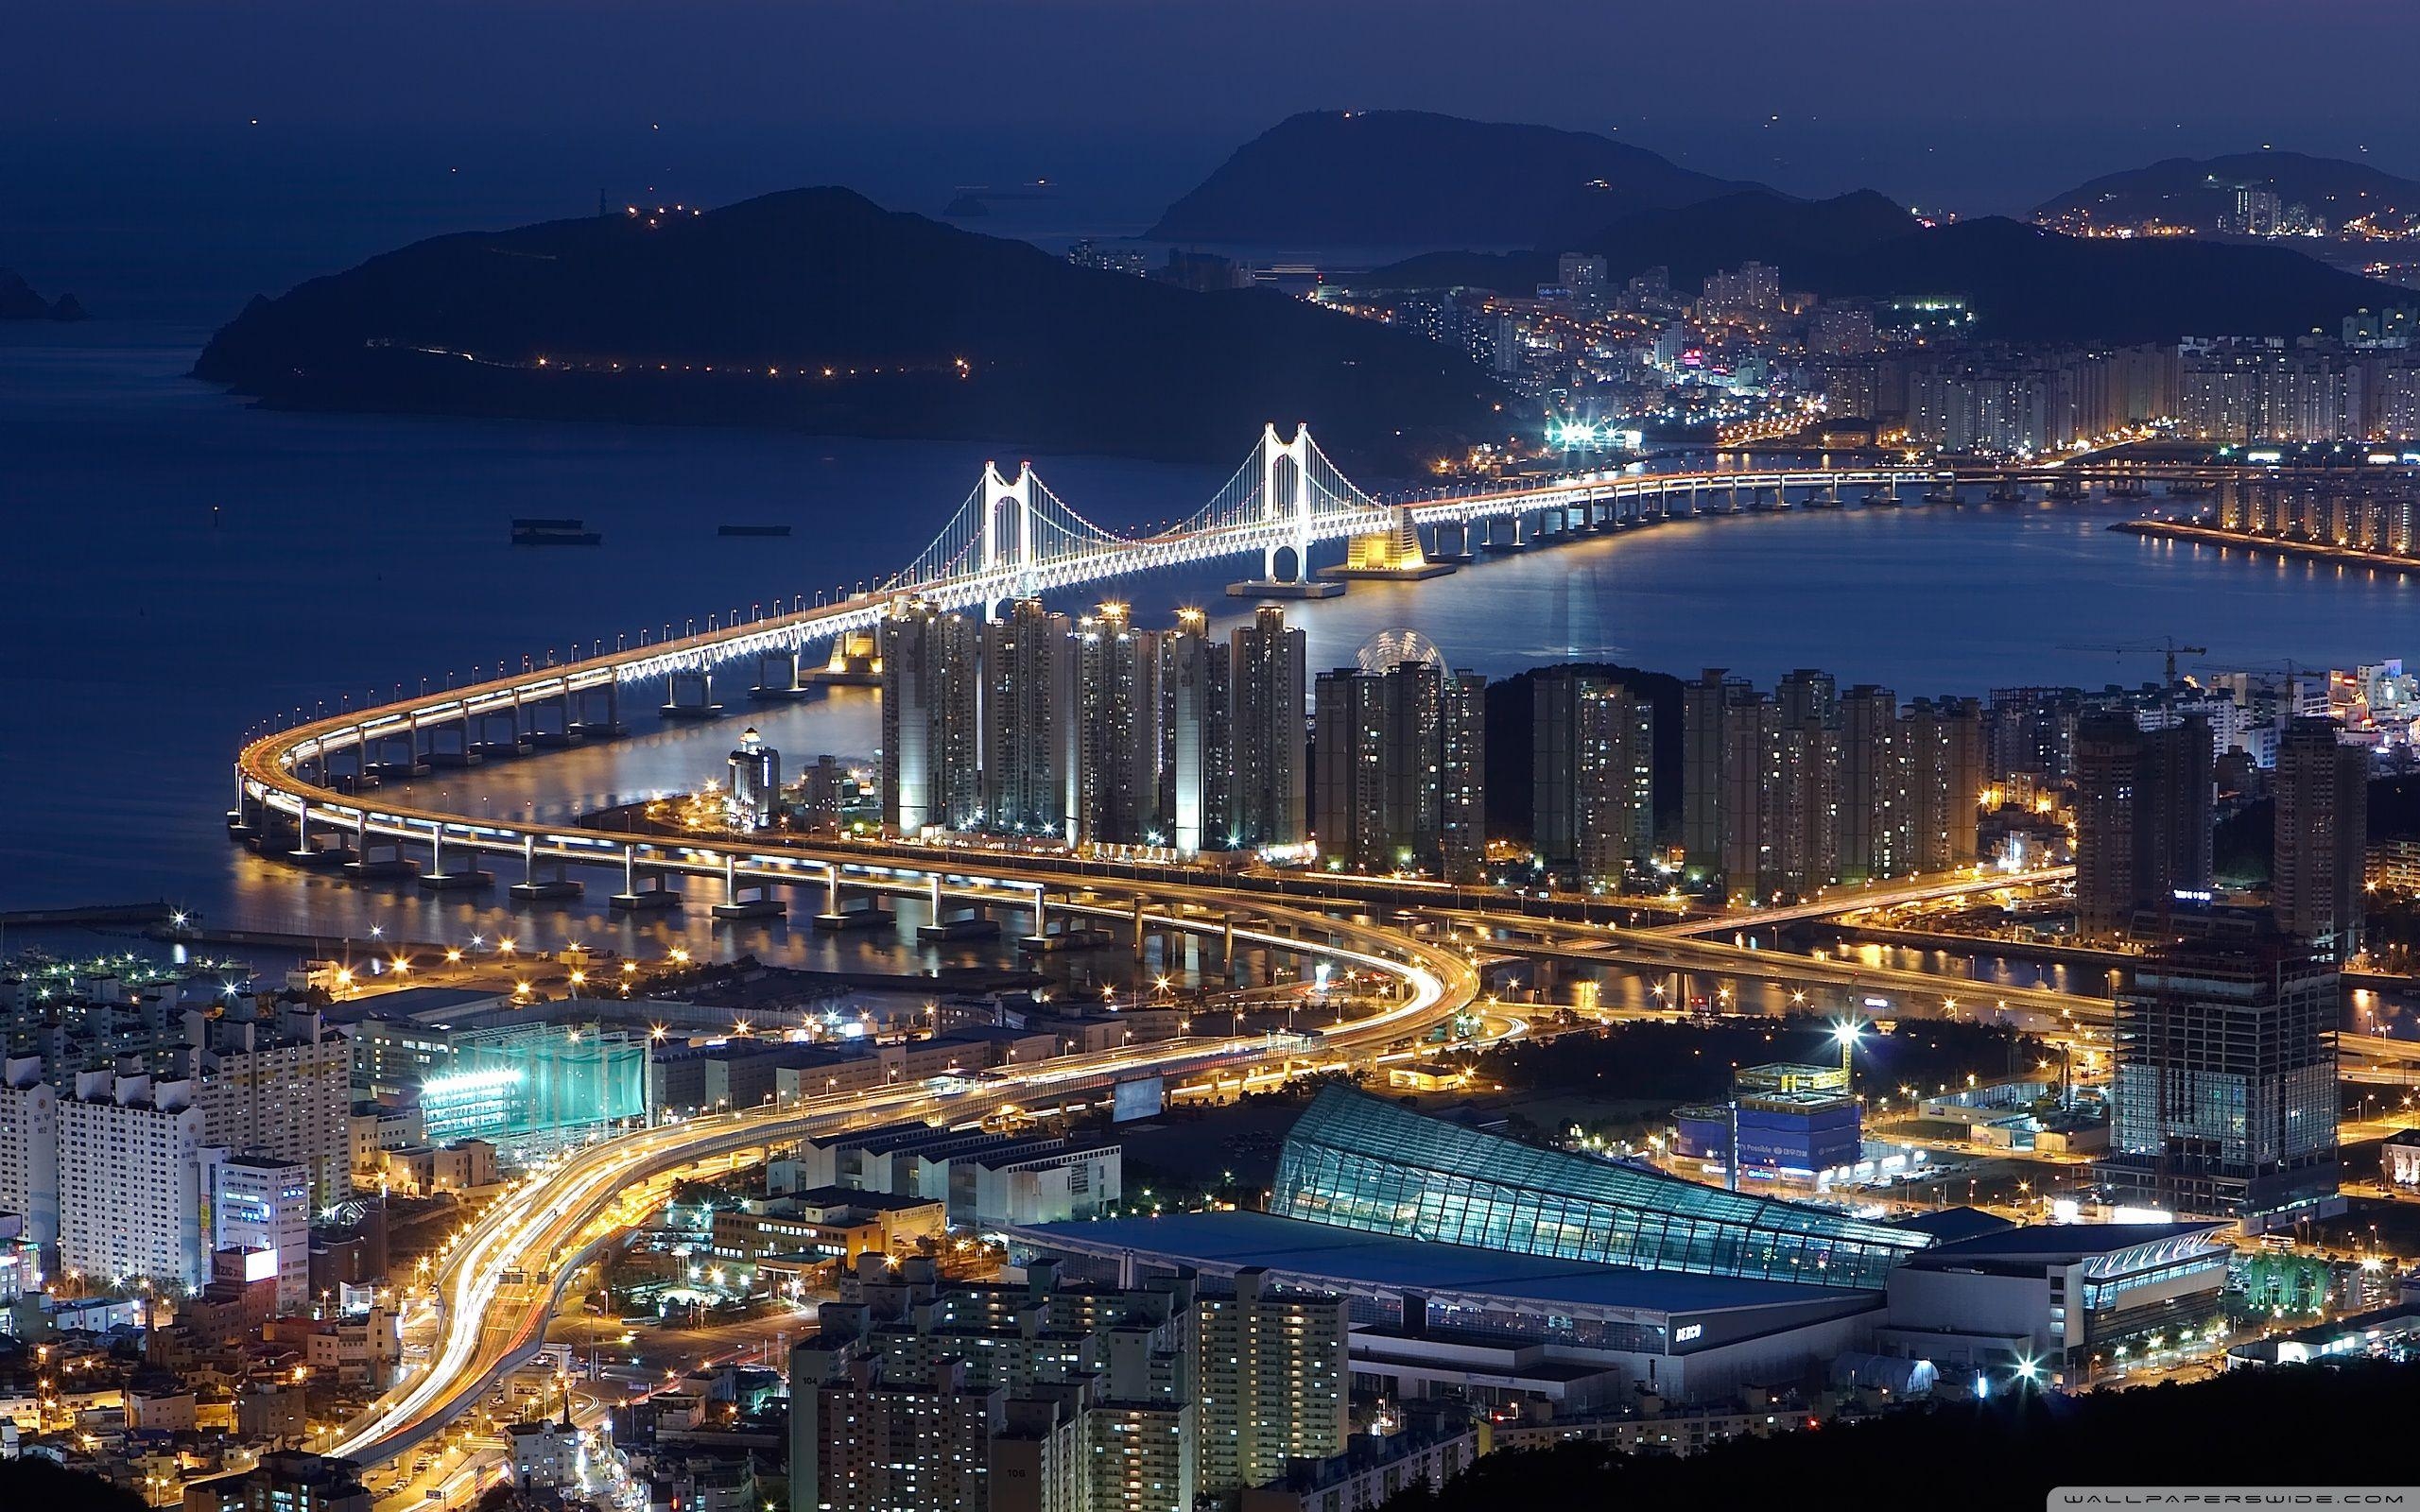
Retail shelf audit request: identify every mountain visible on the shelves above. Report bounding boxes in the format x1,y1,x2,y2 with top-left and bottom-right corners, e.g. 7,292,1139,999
1817,217,2406,343
2035,150,2420,231
1365,202,2405,345
0,266,86,320
1363,190,1921,291
1144,111,1769,250
193,188,1513,467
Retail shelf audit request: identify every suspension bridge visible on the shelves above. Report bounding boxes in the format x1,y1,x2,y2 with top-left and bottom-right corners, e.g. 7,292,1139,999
236,425,1944,854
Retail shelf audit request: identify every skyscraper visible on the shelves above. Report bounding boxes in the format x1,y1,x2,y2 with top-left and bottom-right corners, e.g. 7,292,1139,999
1770,669,1841,897
1715,686,1773,897
2272,717,2369,959
2073,712,2215,936
1905,696,1984,872
2102,928,2340,1225
1070,602,1161,848
1193,1270,1348,1500
1159,609,1231,857
1681,669,1742,871
1229,606,1306,850
1314,658,1485,877
1313,668,1386,872
879,594,979,834
1838,685,1910,882
981,598,1077,839
1531,672,1655,882
727,727,780,831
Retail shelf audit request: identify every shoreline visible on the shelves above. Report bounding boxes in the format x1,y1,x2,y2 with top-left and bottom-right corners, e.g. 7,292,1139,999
2112,517,2420,576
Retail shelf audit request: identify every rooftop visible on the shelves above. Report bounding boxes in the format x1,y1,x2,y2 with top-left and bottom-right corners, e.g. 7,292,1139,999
1013,1209,1878,1316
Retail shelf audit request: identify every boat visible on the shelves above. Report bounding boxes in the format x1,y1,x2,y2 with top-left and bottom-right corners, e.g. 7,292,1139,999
717,524,792,538
511,517,602,546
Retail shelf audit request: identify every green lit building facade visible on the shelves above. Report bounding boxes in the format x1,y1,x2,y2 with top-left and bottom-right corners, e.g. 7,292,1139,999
419,1021,650,1146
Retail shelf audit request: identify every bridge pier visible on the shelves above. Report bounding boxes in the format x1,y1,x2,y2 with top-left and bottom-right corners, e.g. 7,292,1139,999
523,692,579,747
748,649,811,702
610,847,683,912
418,830,493,891
1227,538,1341,598
342,833,419,882
917,875,999,939
424,716,481,767
712,856,787,919
807,629,882,685
285,806,356,868
814,870,893,931
571,682,627,738
660,669,722,721
471,710,527,761
1321,506,1454,581
509,837,583,902
367,730,427,780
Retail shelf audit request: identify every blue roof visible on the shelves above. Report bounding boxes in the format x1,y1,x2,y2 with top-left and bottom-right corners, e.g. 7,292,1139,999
1915,1221,2226,1263
1015,1209,1877,1315
1890,1208,2017,1245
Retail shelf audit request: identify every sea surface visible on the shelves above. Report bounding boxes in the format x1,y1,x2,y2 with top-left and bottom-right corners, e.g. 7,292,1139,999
8,321,2420,969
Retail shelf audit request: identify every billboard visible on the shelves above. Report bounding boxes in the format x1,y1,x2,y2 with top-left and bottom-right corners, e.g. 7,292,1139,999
1112,1076,1165,1123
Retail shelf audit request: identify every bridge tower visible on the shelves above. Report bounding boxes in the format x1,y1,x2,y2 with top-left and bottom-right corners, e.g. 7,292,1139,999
978,460,1038,620
1260,422,1315,584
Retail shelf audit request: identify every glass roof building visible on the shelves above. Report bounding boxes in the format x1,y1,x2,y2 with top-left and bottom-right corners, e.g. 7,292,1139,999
1271,1085,1929,1291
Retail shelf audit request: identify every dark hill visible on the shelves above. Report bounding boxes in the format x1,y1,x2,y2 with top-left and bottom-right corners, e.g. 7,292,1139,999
1359,191,1916,292
2038,149,2420,230
1364,205,2403,345
1145,111,1768,250
0,266,86,320
1820,216,2404,343
193,188,1514,467
1383,1357,2419,1511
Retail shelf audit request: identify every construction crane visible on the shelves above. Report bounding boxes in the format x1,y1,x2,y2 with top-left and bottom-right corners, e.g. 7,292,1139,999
2056,636,2208,687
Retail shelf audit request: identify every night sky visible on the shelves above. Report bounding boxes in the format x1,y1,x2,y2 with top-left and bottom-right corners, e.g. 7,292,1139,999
8,0,2420,318
9,0,2417,211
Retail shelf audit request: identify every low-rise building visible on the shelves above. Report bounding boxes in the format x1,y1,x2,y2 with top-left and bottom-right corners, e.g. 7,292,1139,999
1877,1218,2231,1384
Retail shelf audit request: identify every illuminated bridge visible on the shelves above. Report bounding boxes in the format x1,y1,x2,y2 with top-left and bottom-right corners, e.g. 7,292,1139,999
233,426,1944,908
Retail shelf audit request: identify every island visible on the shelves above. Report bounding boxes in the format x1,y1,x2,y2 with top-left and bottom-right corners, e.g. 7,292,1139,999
0,266,87,320
191,187,1514,468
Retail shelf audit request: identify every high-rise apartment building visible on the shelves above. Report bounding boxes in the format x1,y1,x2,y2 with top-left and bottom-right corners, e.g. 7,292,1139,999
1681,670,1746,873
204,1150,313,1314
1530,672,1655,882
197,1007,352,1207
0,1056,58,1259
1315,659,1484,878
1193,1270,1349,1501
58,1070,209,1290
789,1257,1201,1512
879,594,980,834
1686,670,1979,897
2072,712,2215,936
1071,602,1162,848
1228,607,1306,850
2272,717,2369,959
982,599,1078,839
1769,669,1841,897
2101,930,2340,1226
1159,610,1232,857
1716,685,1774,895
1838,685,1911,882
1905,696,1984,872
